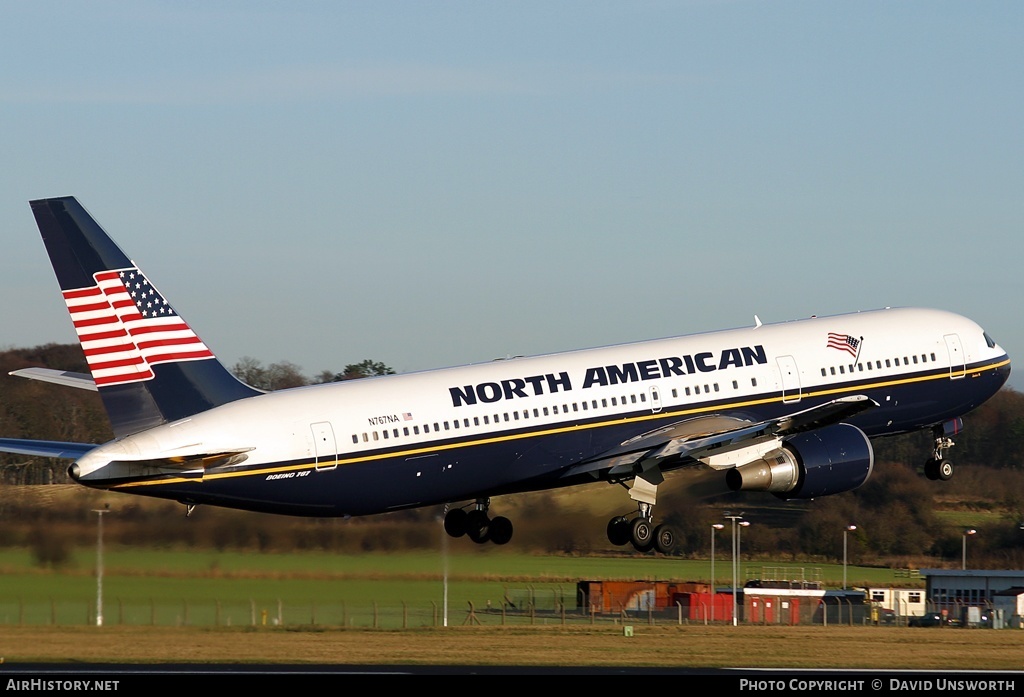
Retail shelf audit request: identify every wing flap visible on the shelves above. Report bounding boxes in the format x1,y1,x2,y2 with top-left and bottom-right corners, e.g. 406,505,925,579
565,395,878,480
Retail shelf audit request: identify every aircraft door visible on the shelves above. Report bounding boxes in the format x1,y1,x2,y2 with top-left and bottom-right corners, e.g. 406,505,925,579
777,355,802,404
311,421,338,471
944,334,966,379
649,385,662,413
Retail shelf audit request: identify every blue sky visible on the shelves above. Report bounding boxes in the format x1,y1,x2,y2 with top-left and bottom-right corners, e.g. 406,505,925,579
1,1,1022,390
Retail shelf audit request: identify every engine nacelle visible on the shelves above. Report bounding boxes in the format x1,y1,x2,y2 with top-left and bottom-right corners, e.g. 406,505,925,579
724,423,874,499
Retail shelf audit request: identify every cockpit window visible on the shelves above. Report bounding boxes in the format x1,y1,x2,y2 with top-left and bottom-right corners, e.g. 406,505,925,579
983,332,996,349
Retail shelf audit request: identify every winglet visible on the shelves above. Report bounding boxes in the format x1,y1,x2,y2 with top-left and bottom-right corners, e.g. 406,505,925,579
29,197,261,437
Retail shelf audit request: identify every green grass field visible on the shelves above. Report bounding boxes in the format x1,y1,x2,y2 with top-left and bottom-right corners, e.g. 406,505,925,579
0,546,920,629
0,546,1019,671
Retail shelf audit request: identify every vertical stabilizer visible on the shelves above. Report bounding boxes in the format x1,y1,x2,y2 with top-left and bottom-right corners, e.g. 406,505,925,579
29,197,261,437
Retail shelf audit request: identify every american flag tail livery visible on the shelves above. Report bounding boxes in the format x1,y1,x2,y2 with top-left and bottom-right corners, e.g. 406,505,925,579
30,197,260,437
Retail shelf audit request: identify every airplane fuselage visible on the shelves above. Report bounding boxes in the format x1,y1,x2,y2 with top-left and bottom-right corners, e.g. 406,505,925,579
71,306,1010,516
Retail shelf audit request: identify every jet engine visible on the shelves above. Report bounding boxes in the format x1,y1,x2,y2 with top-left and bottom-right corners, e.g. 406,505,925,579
724,423,873,499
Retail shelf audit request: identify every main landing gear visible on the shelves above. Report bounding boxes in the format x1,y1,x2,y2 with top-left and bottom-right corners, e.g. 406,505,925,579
443,499,513,545
605,472,677,554
923,420,960,482
606,506,677,554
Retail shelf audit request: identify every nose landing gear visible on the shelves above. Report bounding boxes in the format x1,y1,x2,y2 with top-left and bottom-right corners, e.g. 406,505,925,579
923,420,960,481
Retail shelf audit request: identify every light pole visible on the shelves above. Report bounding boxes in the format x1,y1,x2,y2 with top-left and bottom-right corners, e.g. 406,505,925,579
724,513,747,626
843,525,857,590
737,521,750,626
440,504,450,627
92,506,109,627
962,528,976,570
710,523,724,621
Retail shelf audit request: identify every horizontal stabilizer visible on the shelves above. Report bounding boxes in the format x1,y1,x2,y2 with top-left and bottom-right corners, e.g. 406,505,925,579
70,448,253,483
9,368,97,391
0,438,97,460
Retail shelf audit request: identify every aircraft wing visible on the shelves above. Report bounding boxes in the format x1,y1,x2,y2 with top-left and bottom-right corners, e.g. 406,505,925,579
8,368,97,391
562,395,878,481
0,438,98,459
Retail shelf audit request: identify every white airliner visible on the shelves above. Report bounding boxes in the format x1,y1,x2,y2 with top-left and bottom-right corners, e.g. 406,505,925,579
0,197,1011,553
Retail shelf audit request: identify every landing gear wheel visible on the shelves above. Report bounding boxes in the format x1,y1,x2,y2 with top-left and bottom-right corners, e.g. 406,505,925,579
653,524,677,555
607,516,631,546
938,459,954,481
489,516,513,545
465,509,491,543
924,458,940,481
444,508,468,538
630,517,654,552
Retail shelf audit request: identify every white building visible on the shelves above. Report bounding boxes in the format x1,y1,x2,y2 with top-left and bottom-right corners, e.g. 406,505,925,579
864,587,926,618
991,587,1024,629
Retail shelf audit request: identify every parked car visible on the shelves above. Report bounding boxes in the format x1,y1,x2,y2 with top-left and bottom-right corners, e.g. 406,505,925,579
879,608,897,625
908,612,944,627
